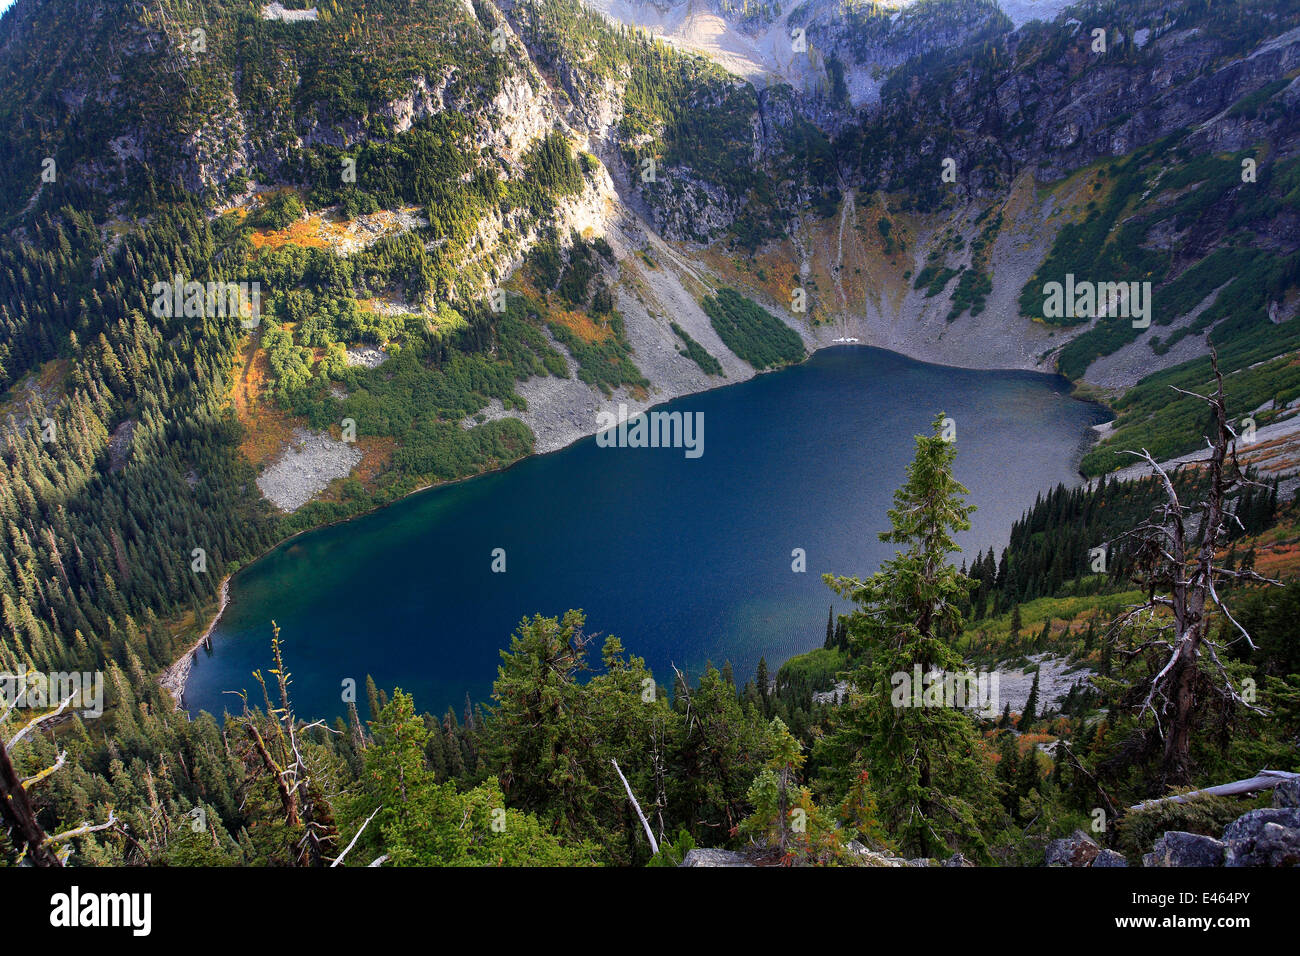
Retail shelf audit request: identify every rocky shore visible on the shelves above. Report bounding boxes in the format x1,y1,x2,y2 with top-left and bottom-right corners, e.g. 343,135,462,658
159,576,229,711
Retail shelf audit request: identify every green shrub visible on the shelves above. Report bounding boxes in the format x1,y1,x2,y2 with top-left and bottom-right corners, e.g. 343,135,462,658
254,190,306,230
1118,793,1264,861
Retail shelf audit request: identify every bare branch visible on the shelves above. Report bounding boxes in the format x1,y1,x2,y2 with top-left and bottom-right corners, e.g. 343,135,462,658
331,806,381,868
6,694,76,749
20,749,67,787
611,758,659,855
45,810,119,845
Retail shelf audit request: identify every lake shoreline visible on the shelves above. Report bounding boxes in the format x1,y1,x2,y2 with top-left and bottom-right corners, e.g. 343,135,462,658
160,576,230,711
167,342,1108,712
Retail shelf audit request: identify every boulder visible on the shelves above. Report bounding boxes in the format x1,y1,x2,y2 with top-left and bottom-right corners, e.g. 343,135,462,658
1272,777,1300,809
844,840,913,867
1223,808,1300,867
1045,829,1101,866
679,848,755,867
1092,849,1129,867
1144,831,1225,867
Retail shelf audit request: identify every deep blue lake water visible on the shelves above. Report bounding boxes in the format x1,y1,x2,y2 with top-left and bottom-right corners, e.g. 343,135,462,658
185,346,1107,720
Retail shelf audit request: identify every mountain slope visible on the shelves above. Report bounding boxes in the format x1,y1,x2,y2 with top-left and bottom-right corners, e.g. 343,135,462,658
0,0,1297,681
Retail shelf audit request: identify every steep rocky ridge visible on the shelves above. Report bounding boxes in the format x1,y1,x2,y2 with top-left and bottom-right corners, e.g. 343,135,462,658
2,0,1299,510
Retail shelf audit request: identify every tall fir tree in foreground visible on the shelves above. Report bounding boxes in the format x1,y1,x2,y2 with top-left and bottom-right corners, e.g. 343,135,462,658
818,414,997,859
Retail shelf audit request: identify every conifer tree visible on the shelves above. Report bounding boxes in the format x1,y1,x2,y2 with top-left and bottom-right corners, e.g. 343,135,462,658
1016,747,1041,804
1022,669,1040,726
365,675,382,724
740,718,844,863
819,414,997,859
995,733,1020,811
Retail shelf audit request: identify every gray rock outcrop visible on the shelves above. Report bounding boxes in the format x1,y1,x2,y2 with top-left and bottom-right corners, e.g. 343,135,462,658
1045,829,1101,867
1144,831,1226,868
1222,809,1300,867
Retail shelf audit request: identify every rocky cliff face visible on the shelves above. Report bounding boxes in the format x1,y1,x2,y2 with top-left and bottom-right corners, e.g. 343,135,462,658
8,0,1295,250
2,0,1297,398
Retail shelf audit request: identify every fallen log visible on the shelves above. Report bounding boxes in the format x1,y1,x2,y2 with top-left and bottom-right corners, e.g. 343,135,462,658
611,758,659,855
1130,769,1300,811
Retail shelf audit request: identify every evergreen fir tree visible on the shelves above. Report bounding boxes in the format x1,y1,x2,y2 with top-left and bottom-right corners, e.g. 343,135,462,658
818,414,998,859
996,733,1020,811
1022,669,1040,726
1016,746,1041,803
365,675,382,724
